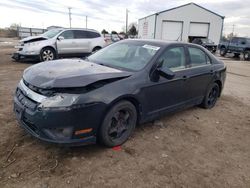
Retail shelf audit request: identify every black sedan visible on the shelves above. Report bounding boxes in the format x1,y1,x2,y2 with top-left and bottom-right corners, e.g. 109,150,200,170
14,39,226,147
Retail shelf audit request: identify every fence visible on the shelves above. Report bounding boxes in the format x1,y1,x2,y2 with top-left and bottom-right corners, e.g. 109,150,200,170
17,27,47,38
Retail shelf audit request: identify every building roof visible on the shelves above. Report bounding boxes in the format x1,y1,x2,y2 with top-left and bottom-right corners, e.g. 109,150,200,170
139,2,225,20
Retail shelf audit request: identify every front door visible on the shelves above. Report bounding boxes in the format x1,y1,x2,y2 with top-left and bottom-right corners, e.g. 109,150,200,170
56,30,76,54
143,46,190,117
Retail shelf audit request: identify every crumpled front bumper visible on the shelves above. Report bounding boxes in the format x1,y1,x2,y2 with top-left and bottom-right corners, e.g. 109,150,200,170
13,87,106,146
12,52,40,61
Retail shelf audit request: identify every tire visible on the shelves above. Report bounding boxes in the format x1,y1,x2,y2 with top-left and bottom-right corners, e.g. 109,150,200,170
219,47,227,57
243,50,250,61
92,46,101,53
40,47,56,62
99,101,137,147
200,83,220,109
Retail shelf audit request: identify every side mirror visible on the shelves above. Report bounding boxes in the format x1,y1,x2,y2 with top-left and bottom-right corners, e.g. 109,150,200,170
156,67,175,80
241,41,246,45
57,36,64,41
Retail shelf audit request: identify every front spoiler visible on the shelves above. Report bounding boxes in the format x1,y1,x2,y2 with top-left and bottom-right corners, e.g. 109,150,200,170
12,52,40,62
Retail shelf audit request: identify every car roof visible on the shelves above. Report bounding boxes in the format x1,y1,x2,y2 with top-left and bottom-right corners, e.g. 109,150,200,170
121,39,200,48
58,28,100,33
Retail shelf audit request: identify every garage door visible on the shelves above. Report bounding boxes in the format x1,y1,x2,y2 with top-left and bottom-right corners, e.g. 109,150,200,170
189,23,209,37
161,21,183,41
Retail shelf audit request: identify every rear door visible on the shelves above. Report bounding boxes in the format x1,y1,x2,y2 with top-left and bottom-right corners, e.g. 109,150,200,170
228,38,239,52
185,46,213,102
73,30,91,53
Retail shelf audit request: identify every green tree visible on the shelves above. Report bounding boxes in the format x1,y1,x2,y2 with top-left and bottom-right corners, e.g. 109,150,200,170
101,29,109,34
111,31,117,34
128,24,137,36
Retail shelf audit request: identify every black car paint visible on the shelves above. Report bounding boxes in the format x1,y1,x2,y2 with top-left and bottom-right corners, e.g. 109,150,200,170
23,59,132,89
14,40,226,145
192,38,217,53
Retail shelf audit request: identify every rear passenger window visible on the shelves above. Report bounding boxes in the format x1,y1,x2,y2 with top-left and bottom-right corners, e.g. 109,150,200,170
74,30,88,39
88,31,101,38
158,47,186,71
188,47,210,67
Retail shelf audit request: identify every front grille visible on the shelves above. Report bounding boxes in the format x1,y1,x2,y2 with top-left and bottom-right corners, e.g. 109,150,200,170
23,80,55,97
16,88,38,111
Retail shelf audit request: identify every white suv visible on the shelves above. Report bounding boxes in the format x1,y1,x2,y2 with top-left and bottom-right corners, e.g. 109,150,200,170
12,28,106,62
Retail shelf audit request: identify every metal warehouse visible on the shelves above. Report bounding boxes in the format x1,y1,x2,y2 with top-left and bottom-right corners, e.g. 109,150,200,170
138,3,224,45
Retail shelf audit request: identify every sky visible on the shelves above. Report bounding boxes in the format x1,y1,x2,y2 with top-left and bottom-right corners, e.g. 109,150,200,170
0,0,250,36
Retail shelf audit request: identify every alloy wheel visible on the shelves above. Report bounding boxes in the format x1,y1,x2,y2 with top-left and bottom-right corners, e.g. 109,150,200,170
207,86,219,106
108,110,131,141
42,50,54,61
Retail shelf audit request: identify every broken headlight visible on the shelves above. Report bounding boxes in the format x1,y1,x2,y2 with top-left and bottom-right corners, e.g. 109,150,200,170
38,94,79,110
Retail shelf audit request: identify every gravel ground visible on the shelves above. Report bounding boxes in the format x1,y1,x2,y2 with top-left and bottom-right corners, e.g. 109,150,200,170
0,43,250,188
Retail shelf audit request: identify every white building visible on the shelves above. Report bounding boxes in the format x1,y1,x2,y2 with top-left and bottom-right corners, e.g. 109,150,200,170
138,3,224,44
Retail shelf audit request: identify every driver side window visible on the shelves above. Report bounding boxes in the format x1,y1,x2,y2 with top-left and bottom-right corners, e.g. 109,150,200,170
59,30,74,39
158,47,186,72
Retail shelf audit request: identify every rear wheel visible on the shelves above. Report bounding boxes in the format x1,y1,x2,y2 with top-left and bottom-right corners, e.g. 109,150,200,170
219,47,227,57
200,83,220,109
40,47,56,62
243,50,250,61
99,101,137,147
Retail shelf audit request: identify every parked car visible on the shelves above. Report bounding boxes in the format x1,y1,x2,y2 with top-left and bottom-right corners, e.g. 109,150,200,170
14,40,226,147
218,37,250,60
12,28,106,62
192,38,217,53
103,34,120,45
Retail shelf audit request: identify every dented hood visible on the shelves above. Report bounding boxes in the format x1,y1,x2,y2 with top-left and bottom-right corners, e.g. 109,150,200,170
23,59,131,89
20,35,48,43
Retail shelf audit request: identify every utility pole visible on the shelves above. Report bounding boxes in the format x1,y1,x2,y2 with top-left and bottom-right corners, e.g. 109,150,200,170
86,16,88,29
232,24,235,35
68,7,72,28
126,9,128,35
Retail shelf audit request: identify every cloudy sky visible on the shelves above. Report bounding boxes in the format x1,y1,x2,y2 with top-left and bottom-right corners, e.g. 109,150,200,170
0,0,250,36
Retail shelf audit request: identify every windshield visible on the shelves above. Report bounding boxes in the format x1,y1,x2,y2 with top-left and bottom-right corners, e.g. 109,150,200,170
201,38,213,43
88,41,160,71
42,29,63,38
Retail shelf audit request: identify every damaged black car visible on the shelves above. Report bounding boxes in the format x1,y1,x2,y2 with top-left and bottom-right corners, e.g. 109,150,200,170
14,40,226,147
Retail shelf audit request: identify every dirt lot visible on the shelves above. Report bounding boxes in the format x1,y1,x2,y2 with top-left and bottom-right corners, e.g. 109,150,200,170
0,42,250,188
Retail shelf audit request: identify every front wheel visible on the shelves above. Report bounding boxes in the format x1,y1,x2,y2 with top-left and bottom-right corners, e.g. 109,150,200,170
40,47,56,62
99,101,137,147
200,83,220,109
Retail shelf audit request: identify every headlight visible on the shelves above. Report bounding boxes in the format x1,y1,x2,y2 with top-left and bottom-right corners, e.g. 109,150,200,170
38,94,79,109
25,41,41,46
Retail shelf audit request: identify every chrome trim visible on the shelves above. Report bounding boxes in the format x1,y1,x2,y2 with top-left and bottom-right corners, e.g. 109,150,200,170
19,80,47,103
172,64,211,73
